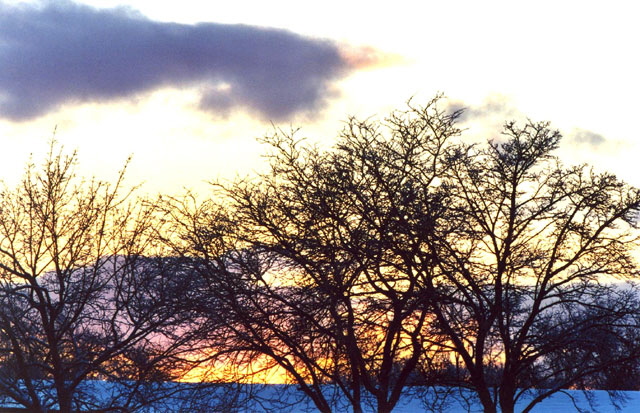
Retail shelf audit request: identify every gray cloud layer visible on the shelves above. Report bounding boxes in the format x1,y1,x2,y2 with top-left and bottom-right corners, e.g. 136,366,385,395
446,96,517,123
0,1,353,121
568,129,606,148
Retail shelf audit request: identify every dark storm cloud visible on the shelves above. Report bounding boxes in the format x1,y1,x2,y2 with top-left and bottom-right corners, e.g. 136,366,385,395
0,1,357,121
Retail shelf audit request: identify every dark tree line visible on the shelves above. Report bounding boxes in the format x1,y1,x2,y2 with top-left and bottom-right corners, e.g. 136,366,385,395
0,96,639,413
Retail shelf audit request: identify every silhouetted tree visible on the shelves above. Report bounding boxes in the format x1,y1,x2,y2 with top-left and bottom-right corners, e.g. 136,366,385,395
0,143,197,413
166,96,640,413
164,96,461,413
426,121,640,413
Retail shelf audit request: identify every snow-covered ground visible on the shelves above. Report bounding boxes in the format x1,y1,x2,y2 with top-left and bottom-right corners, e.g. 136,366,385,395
3,383,640,412
522,390,640,413
231,386,640,412
393,389,640,413
179,384,640,412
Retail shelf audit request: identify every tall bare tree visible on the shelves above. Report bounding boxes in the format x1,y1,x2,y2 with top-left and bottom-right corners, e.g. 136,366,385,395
166,96,640,413
0,143,197,412
427,121,640,413
164,96,462,413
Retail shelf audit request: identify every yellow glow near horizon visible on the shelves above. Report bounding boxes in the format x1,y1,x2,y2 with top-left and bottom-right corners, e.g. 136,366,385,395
181,357,292,384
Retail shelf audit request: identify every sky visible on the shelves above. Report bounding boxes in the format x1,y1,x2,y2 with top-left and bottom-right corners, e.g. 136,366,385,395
0,0,638,195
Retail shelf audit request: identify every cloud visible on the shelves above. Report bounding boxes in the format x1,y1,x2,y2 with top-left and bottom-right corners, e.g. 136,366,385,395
0,1,373,121
446,95,517,123
568,129,606,148
444,96,620,156
338,44,405,70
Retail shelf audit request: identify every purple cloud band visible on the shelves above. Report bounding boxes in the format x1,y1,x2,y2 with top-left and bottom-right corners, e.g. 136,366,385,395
0,1,355,121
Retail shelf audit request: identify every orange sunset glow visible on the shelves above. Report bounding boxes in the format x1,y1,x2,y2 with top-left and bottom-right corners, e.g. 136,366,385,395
0,1,638,413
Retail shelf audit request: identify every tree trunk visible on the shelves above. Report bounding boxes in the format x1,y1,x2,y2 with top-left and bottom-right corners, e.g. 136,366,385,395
57,391,73,413
476,385,497,413
377,400,393,413
499,382,516,413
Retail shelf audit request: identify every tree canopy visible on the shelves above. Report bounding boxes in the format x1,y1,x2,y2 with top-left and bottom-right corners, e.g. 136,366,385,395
165,96,640,413
0,143,199,412
1,96,639,413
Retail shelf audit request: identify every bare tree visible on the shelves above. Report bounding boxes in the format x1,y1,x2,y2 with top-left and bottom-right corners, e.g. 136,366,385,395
163,96,462,413
0,143,197,412
426,120,640,413
164,97,640,413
